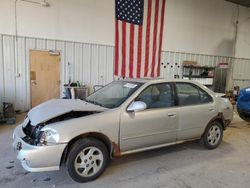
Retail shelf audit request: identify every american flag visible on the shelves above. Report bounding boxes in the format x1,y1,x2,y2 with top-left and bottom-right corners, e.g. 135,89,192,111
114,0,166,78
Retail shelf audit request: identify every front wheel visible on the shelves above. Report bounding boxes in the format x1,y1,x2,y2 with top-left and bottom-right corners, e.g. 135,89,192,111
66,138,109,182
201,121,223,149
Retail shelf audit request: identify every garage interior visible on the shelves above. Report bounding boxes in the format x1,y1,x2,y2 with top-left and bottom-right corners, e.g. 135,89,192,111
1,0,250,187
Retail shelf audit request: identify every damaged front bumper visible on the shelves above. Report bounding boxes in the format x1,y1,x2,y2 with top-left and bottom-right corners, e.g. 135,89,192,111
13,123,67,172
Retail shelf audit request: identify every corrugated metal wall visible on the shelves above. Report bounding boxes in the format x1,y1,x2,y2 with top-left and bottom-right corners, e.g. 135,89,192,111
1,34,250,112
231,58,250,88
160,51,233,79
160,51,250,89
0,34,114,112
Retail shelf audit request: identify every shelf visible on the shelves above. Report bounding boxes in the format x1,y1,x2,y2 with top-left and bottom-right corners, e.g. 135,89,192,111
183,75,214,78
64,86,87,89
183,66,215,69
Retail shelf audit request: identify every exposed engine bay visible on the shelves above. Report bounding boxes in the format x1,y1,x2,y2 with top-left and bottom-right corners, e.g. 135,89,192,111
22,111,98,145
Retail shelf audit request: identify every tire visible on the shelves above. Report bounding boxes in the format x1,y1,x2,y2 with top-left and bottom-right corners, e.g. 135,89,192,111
237,108,250,122
66,137,109,183
201,121,223,149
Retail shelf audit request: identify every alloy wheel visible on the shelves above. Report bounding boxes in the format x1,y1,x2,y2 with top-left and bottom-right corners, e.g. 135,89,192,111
74,146,104,177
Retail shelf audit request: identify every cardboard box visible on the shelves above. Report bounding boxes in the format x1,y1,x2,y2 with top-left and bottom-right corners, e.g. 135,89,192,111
183,61,198,66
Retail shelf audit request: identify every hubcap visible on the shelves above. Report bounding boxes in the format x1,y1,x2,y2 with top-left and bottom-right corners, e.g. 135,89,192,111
207,125,221,146
74,146,104,177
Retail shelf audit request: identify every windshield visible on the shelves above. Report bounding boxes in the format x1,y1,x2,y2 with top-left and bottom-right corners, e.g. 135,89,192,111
86,81,142,109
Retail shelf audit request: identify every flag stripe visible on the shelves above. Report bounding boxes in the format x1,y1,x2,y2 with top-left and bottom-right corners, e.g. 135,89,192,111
129,25,134,78
114,20,119,76
154,0,161,77
118,20,123,77
133,26,138,78
137,25,143,78
144,0,152,77
150,0,160,77
126,21,130,77
121,22,126,77
147,0,155,77
140,0,148,78
157,0,166,76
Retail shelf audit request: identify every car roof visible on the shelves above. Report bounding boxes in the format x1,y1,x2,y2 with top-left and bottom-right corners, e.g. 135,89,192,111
118,78,215,96
119,78,197,84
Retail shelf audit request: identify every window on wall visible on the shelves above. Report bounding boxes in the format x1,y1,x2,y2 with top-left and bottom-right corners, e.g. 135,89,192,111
136,83,174,109
176,83,213,106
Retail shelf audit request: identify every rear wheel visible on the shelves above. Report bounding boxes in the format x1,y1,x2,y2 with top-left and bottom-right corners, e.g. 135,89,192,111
66,138,109,182
202,121,223,149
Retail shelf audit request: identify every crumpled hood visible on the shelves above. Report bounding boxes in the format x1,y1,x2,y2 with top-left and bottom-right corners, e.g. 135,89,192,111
28,99,108,125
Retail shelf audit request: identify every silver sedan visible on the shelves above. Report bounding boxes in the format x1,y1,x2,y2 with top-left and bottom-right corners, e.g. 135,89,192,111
13,79,233,182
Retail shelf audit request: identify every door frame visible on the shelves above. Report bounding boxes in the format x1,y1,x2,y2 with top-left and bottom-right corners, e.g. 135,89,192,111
29,49,61,109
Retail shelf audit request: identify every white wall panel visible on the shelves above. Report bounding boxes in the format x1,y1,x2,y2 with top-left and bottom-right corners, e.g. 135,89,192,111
161,51,235,77
161,51,250,90
1,33,249,112
36,38,46,49
74,43,83,83
25,37,36,110
46,40,56,50
1,0,250,58
106,47,114,84
98,46,106,86
65,42,74,83
15,37,26,111
232,80,250,89
90,45,99,88
0,35,4,112
0,34,115,112
233,58,250,80
55,40,66,89
2,35,16,105
82,44,91,87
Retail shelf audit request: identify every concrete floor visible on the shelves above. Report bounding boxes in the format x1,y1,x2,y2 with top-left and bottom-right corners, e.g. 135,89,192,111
0,113,250,188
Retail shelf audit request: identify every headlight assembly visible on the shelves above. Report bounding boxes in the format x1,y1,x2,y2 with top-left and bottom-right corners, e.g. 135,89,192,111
37,128,59,146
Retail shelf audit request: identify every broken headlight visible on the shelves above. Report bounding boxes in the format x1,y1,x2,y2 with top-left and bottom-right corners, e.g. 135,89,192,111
37,128,59,145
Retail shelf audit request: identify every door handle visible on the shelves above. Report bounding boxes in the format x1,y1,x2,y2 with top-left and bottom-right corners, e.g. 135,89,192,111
31,80,37,85
208,108,215,112
168,113,176,118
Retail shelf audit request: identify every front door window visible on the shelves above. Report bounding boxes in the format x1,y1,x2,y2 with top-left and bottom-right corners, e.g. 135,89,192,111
135,83,174,109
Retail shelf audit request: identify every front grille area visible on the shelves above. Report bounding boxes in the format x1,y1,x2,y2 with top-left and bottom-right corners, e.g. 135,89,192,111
22,120,42,145
22,120,33,137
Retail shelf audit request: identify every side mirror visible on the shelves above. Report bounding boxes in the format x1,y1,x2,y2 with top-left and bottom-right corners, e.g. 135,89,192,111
127,101,147,112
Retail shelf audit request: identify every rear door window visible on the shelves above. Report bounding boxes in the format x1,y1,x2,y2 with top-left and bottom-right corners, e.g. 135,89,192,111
176,83,213,106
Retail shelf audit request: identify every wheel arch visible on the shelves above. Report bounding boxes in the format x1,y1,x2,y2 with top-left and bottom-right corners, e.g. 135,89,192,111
202,113,225,137
60,132,115,166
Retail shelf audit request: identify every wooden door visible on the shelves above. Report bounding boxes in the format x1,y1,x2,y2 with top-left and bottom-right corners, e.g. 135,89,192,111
30,50,60,107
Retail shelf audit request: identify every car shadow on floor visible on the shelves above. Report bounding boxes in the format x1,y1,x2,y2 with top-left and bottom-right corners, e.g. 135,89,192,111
109,139,233,167
100,139,234,184
6,140,234,187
